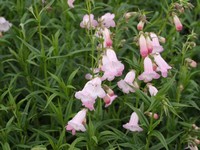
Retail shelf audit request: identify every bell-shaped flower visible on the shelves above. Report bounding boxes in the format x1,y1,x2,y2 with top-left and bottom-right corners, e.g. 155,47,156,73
80,14,98,29
101,49,124,81
138,56,160,82
102,28,113,48
150,32,164,54
75,77,106,110
0,17,12,32
153,53,172,78
67,0,75,8
139,34,148,58
100,13,115,28
146,35,153,54
103,94,117,107
147,83,158,96
117,70,139,94
173,15,183,31
123,112,143,132
66,109,87,135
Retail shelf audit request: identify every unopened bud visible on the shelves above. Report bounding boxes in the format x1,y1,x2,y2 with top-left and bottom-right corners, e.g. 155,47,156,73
185,58,197,68
124,12,138,21
194,139,200,145
102,85,114,96
192,124,199,130
158,36,166,43
145,112,159,119
137,20,145,31
173,15,183,31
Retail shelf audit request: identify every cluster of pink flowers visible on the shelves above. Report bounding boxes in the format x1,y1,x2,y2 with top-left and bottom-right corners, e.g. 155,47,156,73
65,1,196,137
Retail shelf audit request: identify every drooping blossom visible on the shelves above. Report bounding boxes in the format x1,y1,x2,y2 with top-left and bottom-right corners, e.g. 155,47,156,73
139,34,148,58
100,13,115,28
138,56,160,82
80,14,98,29
0,17,12,32
153,53,172,78
137,20,145,31
173,15,183,31
150,32,164,54
123,112,143,132
101,49,124,81
147,83,158,96
187,144,198,150
67,0,75,8
75,77,106,110
66,109,87,135
103,94,117,107
102,27,113,48
117,70,139,94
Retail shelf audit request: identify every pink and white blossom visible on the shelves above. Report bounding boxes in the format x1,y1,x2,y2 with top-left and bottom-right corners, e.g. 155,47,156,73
117,70,139,94
146,35,153,54
75,77,106,110
150,32,164,54
67,0,75,8
66,109,87,135
138,56,160,82
123,112,143,132
153,53,172,78
147,83,158,96
101,49,124,81
0,17,12,32
102,28,113,48
80,14,98,29
139,34,148,58
100,13,115,28
173,15,183,31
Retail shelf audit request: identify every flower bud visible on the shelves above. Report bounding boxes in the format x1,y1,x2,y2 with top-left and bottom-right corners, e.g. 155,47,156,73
173,15,183,31
137,20,145,31
185,58,197,68
145,112,159,119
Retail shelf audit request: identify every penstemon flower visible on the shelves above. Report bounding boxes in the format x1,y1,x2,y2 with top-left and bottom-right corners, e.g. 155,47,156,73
101,49,124,81
137,20,145,31
101,27,113,48
66,109,87,135
153,53,172,78
117,70,139,94
80,14,98,29
150,32,164,54
75,77,106,110
138,56,160,82
147,83,158,96
99,13,116,28
139,34,149,58
0,17,12,32
123,112,143,132
67,0,75,8
103,94,117,107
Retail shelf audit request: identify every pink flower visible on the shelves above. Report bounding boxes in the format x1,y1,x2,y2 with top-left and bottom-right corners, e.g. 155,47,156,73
101,49,124,81
173,15,183,31
100,13,116,28
150,33,164,54
0,17,12,32
137,20,144,31
153,53,172,78
123,112,143,132
102,28,113,48
67,0,75,8
75,77,106,110
139,34,148,58
103,94,117,107
66,109,87,135
147,83,158,96
117,70,139,94
138,56,160,82
145,112,159,120
146,35,153,54
80,14,98,29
